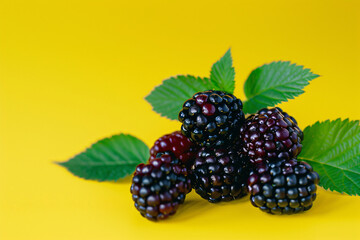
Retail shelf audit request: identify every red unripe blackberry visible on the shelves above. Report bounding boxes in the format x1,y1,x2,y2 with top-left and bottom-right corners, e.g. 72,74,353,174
190,147,250,203
248,159,319,215
240,108,303,165
178,90,245,147
149,131,198,167
130,154,191,221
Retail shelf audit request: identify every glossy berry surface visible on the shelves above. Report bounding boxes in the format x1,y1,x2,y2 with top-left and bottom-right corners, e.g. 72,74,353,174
149,131,198,167
248,159,319,215
269,107,299,125
130,154,192,221
178,90,245,147
190,147,250,203
240,108,303,165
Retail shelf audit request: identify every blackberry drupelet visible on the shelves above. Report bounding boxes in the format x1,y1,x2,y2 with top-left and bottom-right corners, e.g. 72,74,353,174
149,131,198,167
259,107,299,125
190,147,250,203
178,90,245,147
248,159,319,215
130,154,192,221
240,108,303,165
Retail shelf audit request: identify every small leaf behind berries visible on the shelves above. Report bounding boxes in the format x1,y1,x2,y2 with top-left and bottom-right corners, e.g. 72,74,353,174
145,75,214,120
57,134,149,181
298,119,360,196
243,61,319,114
210,49,235,93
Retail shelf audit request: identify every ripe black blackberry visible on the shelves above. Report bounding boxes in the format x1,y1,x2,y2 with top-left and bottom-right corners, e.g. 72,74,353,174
149,131,198,167
259,107,299,125
248,159,319,215
130,154,191,221
240,108,303,165
190,147,250,203
178,90,245,147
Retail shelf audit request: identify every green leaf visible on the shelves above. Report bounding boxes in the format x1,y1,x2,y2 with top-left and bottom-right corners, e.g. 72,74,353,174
145,75,214,120
57,134,149,181
243,61,319,114
210,49,235,93
298,119,360,196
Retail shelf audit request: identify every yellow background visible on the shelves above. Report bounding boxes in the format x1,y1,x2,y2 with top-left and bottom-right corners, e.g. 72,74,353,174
1,0,360,239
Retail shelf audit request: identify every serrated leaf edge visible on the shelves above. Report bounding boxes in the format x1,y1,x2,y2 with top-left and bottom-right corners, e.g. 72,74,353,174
243,61,320,114
299,118,360,196
209,48,235,93
56,133,149,181
144,75,213,120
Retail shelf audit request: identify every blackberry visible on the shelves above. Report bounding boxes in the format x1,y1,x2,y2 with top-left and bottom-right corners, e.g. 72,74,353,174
248,159,319,215
130,154,191,221
190,147,250,203
259,107,299,125
149,131,198,167
240,108,303,165
178,90,245,147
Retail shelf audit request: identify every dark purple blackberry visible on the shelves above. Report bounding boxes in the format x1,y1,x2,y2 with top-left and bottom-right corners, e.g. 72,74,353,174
248,159,319,215
130,154,191,221
240,108,303,165
260,107,299,125
190,147,250,203
149,131,198,167
178,90,245,147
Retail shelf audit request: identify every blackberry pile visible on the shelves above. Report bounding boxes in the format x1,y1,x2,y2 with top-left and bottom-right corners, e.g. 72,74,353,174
131,91,319,220
242,107,319,215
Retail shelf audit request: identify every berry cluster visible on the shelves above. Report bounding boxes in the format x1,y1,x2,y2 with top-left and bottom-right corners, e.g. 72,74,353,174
242,107,319,214
131,90,319,220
